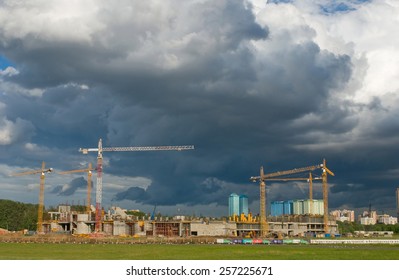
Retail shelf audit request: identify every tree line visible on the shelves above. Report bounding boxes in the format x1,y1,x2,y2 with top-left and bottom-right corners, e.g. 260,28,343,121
337,221,399,234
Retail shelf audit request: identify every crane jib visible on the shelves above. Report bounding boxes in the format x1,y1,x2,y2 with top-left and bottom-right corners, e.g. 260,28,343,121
103,146,194,152
80,145,194,153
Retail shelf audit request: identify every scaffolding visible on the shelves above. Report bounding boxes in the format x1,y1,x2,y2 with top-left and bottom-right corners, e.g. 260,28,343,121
154,222,180,237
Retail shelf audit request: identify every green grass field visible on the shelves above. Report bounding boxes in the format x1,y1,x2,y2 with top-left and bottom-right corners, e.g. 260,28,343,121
1,243,399,260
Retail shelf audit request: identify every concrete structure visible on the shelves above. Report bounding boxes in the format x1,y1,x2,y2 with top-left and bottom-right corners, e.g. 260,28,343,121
44,204,338,237
63,215,338,238
239,216,338,237
189,221,237,236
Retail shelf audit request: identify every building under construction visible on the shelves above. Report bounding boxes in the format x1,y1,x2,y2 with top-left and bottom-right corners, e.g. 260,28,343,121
44,205,338,238
12,157,340,238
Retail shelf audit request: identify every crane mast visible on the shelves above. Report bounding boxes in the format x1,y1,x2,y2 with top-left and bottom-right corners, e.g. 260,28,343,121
79,138,194,232
11,161,53,233
321,159,334,233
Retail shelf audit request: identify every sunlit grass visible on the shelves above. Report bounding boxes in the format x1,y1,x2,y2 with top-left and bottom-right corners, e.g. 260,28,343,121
0,243,398,260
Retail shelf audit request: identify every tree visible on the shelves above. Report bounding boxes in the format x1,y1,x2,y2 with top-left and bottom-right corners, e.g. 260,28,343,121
0,199,38,231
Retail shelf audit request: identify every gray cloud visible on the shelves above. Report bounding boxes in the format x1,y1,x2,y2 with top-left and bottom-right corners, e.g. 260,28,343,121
51,177,88,196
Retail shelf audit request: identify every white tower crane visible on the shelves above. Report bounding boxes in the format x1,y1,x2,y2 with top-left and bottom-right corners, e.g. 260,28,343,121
79,138,194,232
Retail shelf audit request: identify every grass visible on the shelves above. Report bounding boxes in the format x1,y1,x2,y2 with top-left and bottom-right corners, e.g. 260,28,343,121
0,243,398,260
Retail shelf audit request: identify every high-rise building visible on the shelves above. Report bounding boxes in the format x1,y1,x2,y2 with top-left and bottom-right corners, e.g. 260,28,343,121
283,200,293,215
271,201,284,216
228,193,240,216
271,199,324,216
330,209,355,222
239,195,249,216
229,193,249,217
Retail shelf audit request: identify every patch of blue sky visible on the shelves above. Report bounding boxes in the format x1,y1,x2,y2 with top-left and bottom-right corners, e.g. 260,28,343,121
320,0,372,14
0,55,14,69
267,0,371,13
267,0,293,4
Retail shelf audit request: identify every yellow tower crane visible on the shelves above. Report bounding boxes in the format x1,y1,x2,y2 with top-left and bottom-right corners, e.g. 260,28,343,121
11,161,53,233
250,163,323,237
58,163,95,214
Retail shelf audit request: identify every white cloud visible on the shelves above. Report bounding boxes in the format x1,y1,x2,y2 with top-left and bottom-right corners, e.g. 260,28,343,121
305,1,399,103
0,66,19,76
0,102,35,145
0,0,102,43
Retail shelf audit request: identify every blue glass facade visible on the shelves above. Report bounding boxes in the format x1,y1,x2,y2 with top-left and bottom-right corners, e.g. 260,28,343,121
229,193,249,216
283,200,294,215
229,193,240,216
271,199,323,216
271,201,284,216
239,195,249,215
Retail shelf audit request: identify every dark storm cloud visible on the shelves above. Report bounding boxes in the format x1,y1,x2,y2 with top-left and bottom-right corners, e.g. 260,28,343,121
51,177,87,196
113,186,150,202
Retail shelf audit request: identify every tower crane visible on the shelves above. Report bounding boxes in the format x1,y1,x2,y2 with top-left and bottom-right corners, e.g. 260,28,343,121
266,172,322,214
250,163,323,237
11,161,53,233
79,138,194,232
58,163,95,215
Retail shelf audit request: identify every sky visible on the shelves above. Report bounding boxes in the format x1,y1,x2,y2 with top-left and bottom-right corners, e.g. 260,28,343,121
0,0,399,218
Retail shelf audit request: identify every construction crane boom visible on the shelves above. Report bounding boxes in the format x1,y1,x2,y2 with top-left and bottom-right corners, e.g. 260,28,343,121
265,176,322,181
250,164,322,182
79,138,194,232
80,145,194,154
11,161,53,233
58,163,95,214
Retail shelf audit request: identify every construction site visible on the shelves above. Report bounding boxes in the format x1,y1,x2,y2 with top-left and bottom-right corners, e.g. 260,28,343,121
7,138,341,239
41,205,338,238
